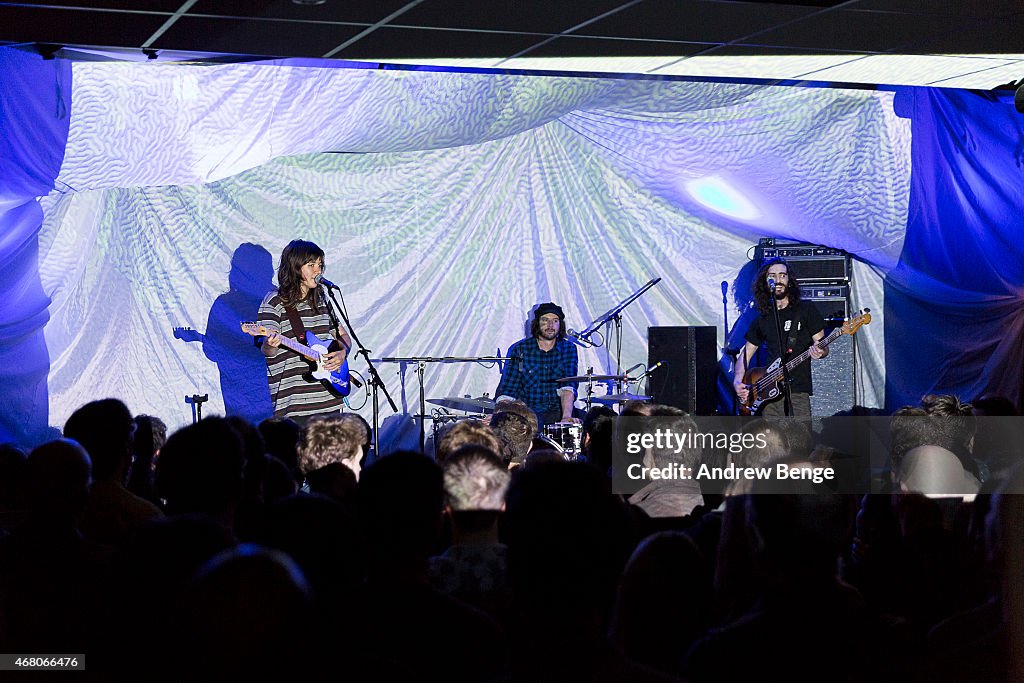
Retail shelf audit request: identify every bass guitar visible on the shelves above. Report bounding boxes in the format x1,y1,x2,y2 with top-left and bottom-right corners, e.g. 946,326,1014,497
240,322,350,396
739,309,870,416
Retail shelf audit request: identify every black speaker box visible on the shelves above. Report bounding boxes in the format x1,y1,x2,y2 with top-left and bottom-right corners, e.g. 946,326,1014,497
647,326,718,415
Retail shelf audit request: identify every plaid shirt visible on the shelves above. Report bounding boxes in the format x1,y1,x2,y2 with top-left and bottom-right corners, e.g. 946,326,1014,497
495,337,578,415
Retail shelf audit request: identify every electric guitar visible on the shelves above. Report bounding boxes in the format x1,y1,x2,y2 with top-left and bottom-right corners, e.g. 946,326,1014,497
240,322,350,396
739,309,871,416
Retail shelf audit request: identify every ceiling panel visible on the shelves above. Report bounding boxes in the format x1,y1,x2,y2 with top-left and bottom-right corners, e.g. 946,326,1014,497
1,0,182,9
334,27,542,61
153,16,364,58
391,0,631,34
189,0,409,24
0,6,167,47
650,48,864,79
519,36,707,59
575,0,818,44
803,54,1019,87
740,7,973,53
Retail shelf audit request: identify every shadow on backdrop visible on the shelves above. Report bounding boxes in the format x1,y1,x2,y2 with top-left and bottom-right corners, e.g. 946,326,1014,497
174,243,275,423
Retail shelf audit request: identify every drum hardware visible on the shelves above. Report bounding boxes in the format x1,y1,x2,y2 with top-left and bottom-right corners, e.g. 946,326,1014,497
591,391,652,405
374,355,511,452
555,373,625,383
426,395,496,413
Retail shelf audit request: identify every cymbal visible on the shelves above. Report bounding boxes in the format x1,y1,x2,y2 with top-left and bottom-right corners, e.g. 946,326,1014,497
426,396,495,413
556,373,625,382
591,392,651,404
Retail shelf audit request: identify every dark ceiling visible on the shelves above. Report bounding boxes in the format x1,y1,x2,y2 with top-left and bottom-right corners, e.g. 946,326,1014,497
1,1,1022,87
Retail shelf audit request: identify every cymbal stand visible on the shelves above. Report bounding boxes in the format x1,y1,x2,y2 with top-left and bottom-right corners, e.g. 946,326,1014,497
374,355,512,453
417,360,426,451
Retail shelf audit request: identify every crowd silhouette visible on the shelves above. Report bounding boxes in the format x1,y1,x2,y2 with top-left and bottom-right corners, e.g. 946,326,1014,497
0,394,1021,682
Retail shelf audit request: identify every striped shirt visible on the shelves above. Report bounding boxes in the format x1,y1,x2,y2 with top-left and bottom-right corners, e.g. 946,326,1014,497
257,290,346,419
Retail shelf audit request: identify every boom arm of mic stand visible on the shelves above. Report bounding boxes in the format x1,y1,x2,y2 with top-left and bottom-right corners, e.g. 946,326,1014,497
579,277,662,338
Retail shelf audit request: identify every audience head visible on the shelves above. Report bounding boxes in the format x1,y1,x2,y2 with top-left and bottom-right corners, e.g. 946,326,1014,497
971,394,1019,417
131,414,167,458
620,400,655,417
443,445,509,511
490,411,533,465
492,399,539,437
357,451,445,574
581,405,616,472
435,419,502,465
63,398,133,481
0,443,28,509
745,480,848,583
258,417,301,475
156,417,245,519
504,460,632,618
25,439,92,524
177,544,314,676
299,414,368,480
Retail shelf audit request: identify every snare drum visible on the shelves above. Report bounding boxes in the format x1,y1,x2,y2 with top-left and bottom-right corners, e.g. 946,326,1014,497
542,423,583,460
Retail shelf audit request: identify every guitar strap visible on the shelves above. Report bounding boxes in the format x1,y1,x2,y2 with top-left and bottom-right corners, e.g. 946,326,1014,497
284,304,306,342
784,306,801,357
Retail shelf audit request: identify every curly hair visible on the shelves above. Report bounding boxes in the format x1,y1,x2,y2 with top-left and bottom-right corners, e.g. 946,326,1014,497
277,240,325,309
298,414,367,475
753,258,802,316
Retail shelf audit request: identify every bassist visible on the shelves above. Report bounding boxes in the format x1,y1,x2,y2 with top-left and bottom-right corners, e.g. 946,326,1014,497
733,258,827,417
258,240,351,422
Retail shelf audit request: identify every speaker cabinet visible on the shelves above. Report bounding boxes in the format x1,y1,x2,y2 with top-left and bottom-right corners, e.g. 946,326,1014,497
647,326,718,415
803,296,857,416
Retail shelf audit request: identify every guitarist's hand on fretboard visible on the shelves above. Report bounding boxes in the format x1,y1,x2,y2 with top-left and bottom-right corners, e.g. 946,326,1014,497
809,338,828,359
733,378,750,402
263,329,283,348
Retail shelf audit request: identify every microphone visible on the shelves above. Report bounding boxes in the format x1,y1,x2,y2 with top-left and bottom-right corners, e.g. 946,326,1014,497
721,281,728,296
767,277,776,289
639,360,666,379
315,274,341,290
566,329,594,348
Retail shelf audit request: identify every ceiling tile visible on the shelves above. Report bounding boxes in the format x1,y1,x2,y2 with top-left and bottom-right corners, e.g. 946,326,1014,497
847,0,1020,19
575,0,818,43
1,1,183,9
904,16,1024,55
927,59,1024,88
188,0,409,24
519,35,708,59
152,16,363,58
798,54,1018,87
390,0,631,34
498,54,686,74
335,27,542,60
0,6,168,47
650,48,864,80
741,8,972,53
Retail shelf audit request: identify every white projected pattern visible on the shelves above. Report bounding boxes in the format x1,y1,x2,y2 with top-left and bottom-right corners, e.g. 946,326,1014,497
40,63,907,434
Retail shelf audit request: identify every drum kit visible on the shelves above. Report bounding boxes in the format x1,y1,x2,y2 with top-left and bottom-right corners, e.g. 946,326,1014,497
384,277,667,458
423,370,652,461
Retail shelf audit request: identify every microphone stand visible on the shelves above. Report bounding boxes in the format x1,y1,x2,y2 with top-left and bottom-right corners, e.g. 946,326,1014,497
578,277,662,394
321,285,397,458
768,280,794,417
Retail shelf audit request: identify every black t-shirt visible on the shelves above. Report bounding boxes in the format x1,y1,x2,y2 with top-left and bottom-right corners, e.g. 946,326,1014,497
744,302,826,394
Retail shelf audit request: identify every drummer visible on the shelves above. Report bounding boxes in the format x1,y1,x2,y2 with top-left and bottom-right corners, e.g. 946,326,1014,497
495,302,580,429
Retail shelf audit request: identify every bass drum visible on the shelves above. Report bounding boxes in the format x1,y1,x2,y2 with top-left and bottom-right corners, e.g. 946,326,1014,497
540,423,584,461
